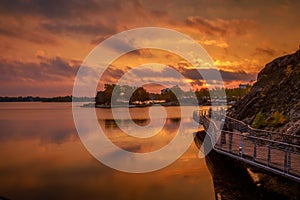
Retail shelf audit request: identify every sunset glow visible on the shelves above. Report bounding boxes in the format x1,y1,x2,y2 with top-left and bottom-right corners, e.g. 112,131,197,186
0,0,299,96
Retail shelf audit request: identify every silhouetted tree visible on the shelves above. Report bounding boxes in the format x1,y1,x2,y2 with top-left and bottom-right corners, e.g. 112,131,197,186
130,87,149,103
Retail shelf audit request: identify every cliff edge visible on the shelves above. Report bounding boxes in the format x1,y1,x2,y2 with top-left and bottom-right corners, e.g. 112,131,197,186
227,50,300,135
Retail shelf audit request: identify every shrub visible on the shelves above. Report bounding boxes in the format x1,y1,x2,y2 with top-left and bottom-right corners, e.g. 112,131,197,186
269,111,286,126
252,111,266,128
285,65,293,77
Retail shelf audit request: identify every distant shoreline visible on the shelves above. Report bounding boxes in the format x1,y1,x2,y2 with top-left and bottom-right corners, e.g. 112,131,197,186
0,100,231,107
0,96,93,102
81,102,226,108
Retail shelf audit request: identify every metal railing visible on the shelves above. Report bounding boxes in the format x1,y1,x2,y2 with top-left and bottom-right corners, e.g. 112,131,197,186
193,109,300,182
193,109,300,144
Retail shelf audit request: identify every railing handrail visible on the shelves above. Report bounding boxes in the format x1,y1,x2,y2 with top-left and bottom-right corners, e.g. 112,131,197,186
220,130,300,149
194,109,300,182
193,109,300,141
197,112,300,149
224,114,300,139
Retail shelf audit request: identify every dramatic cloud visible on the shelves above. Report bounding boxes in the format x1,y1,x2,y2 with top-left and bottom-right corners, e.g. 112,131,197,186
99,65,130,85
184,16,258,37
0,57,79,82
40,22,116,36
180,68,256,84
0,57,79,96
0,0,299,96
220,70,256,83
0,0,120,19
199,39,229,48
254,47,276,56
99,65,190,92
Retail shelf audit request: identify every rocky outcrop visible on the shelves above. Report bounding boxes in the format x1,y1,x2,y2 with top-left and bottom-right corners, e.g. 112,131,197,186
227,50,300,135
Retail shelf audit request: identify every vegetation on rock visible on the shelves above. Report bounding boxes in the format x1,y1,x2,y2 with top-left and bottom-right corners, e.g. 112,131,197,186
227,49,300,135
252,111,266,129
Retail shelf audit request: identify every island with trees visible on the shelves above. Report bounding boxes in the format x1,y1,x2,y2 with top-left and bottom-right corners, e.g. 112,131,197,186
93,83,251,108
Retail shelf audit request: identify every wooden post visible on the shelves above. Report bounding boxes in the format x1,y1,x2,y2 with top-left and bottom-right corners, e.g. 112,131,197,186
253,139,257,161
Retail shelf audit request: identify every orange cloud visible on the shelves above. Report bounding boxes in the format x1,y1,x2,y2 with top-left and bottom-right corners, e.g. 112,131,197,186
184,16,258,38
198,39,229,48
0,0,299,96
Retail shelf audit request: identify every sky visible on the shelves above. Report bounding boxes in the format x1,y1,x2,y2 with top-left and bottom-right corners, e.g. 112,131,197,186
0,0,299,96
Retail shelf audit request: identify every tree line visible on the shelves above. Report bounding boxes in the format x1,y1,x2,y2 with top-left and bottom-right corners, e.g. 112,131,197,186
0,96,94,102
0,85,250,104
95,84,251,105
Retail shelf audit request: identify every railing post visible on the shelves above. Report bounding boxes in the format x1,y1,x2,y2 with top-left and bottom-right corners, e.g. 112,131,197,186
220,131,226,149
284,147,288,173
198,113,300,180
239,136,244,157
229,132,233,153
267,141,272,166
220,131,223,149
253,139,257,161
287,147,291,174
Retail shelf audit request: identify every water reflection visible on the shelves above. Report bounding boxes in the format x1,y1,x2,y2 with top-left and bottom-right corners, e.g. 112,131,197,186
0,103,214,200
170,117,181,123
104,119,149,129
0,102,76,144
103,118,180,132
97,108,184,153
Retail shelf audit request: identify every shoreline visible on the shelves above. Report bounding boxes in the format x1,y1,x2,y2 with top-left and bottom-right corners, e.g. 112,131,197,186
81,102,228,108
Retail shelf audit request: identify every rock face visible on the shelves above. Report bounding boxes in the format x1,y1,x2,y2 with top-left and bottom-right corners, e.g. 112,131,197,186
227,50,300,135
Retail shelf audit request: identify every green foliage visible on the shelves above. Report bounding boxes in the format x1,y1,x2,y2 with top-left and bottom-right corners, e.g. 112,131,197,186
252,111,286,128
285,65,293,77
260,87,269,98
252,111,266,128
169,85,184,102
170,85,184,98
195,86,251,104
103,84,118,104
195,88,209,99
225,87,251,99
295,66,300,74
269,111,286,126
130,87,150,103
97,83,253,105
159,85,185,102
96,84,150,105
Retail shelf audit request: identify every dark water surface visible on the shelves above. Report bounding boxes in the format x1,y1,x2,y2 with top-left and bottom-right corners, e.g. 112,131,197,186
0,103,214,200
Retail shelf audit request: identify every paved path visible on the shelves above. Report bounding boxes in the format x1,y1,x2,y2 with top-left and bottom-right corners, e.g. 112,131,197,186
193,110,300,182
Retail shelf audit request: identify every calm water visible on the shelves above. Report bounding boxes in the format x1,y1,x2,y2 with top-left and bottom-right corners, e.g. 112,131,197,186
0,102,215,200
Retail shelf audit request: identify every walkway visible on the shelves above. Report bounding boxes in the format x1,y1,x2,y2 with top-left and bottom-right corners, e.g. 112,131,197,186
193,109,300,182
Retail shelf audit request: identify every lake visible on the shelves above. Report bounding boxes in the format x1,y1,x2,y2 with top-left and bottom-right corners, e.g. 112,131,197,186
0,102,215,200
